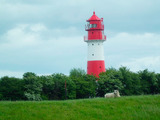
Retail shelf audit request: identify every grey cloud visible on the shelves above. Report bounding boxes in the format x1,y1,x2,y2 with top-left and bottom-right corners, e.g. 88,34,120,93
0,0,160,77
1,0,160,34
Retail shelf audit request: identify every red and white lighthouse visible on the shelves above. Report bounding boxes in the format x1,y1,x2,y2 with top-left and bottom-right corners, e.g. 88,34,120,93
84,11,106,77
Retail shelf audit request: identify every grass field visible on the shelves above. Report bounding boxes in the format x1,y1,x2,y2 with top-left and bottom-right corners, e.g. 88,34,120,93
0,95,160,120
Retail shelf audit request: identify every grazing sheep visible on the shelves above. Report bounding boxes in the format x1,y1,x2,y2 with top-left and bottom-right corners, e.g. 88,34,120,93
104,90,120,98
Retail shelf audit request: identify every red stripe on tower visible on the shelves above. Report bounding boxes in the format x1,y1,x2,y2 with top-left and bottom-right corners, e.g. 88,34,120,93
84,11,106,77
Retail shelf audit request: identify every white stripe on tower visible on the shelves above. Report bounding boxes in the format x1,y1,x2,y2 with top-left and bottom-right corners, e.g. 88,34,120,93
87,40,105,61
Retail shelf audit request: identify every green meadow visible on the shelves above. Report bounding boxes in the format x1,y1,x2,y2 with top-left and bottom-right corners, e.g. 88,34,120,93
0,95,160,120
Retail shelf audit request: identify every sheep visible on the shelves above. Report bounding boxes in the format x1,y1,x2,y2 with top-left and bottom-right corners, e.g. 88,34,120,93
104,90,120,98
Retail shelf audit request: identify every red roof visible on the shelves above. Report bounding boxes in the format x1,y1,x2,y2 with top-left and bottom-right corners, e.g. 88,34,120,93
87,11,101,21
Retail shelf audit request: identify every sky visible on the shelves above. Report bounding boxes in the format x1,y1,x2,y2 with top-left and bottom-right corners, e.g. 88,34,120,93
0,0,160,78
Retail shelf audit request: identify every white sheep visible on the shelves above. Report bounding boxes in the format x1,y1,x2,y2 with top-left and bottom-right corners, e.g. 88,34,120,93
104,90,120,98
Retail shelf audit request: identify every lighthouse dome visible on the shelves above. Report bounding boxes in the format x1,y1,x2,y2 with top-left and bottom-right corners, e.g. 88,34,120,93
87,11,101,21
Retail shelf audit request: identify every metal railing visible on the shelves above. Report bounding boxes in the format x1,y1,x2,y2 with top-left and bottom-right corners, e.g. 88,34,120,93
85,24,104,31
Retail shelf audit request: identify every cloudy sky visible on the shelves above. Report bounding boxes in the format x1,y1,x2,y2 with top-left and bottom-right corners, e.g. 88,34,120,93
0,0,160,78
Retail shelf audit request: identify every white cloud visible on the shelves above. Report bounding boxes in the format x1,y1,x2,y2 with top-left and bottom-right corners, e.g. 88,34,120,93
120,56,160,72
1,24,160,77
105,32,160,55
0,24,81,49
30,24,47,32
104,32,160,72
108,32,160,46
0,70,54,78
0,24,40,50
0,24,86,76
0,70,24,78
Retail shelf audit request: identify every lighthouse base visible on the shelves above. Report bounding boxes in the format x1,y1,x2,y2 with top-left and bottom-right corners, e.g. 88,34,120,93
87,60,105,77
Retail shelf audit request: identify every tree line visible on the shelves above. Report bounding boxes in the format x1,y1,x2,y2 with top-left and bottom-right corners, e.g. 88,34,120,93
0,67,160,101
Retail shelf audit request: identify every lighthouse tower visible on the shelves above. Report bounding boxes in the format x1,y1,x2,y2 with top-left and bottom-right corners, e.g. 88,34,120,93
84,11,106,77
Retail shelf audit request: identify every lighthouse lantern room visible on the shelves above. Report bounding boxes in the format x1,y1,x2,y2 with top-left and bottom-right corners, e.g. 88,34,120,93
84,11,106,77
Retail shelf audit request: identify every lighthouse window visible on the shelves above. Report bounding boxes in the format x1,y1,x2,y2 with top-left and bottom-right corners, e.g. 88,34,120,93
93,24,97,28
92,54,94,56
92,44,94,45
90,24,97,28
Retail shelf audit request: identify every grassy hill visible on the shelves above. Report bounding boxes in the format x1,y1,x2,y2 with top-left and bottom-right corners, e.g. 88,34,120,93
0,95,160,120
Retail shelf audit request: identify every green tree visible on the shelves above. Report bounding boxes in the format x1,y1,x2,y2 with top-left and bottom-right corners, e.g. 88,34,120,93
51,73,76,100
40,75,55,100
0,76,24,100
156,73,160,93
70,68,86,78
97,68,123,97
70,68,97,99
139,69,158,94
23,72,42,101
119,67,141,95
72,74,97,99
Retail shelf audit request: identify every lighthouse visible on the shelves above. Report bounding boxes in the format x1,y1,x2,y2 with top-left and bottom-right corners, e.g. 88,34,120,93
84,11,106,77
